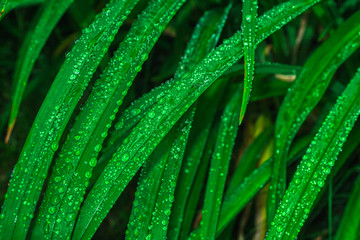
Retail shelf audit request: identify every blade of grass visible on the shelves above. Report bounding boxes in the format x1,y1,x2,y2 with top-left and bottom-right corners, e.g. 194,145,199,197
239,0,257,123
267,70,360,239
267,9,360,223
194,87,242,240
6,0,75,143
178,121,219,239
212,129,316,236
0,0,7,17
0,0,44,20
126,107,194,239
335,175,360,240
165,6,233,240
126,6,231,239
74,1,323,238
225,126,273,196
0,1,138,239
32,0,183,238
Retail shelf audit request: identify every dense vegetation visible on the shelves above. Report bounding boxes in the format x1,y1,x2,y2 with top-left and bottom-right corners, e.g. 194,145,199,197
0,0,360,239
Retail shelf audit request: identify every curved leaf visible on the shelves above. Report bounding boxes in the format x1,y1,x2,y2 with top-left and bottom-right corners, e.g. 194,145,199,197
267,70,360,239
239,0,257,123
268,9,360,223
195,87,242,239
6,0,75,142
0,1,137,238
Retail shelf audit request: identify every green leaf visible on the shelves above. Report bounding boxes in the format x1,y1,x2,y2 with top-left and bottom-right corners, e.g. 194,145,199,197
225,126,273,196
0,1,137,239
267,70,360,239
195,87,242,239
125,5,231,239
178,121,219,239
6,0,75,142
267,9,360,223
126,107,194,239
74,0,323,238
212,132,313,235
335,175,360,240
0,0,7,17
0,0,44,20
239,0,257,123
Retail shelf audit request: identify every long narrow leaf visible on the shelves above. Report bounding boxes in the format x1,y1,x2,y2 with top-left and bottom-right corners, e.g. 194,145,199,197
225,126,273,196
0,0,44,20
268,9,360,223
239,0,257,123
126,107,194,239
33,0,184,238
196,87,242,239
75,1,323,239
267,70,360,239
166,6,232,240
0,1,137,239
125,6,232,239
335,175,360,240
6,0,75,142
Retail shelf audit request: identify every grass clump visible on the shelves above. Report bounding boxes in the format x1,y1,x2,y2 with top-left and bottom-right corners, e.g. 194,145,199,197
0,0,360,239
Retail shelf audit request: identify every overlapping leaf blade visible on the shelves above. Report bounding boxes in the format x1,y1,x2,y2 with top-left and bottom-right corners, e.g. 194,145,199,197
267,70,360,239
239,0,257,123
6,0,75,142
166,6,232,239
0,0,44,20
32,0,185,238
268,9,360,223
335,175,360,240
225,126,273,196
0,1,137,238
125,6,232,238
74,0,323,238
126,107,194,239
195,87,242,239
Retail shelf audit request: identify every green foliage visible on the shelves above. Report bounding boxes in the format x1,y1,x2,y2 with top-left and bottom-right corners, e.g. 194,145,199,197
1,0,360,239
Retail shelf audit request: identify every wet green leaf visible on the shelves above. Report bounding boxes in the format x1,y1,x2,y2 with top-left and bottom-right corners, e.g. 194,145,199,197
239,0,257,123
267,70,360,239
0,1,137,238
268,9,360,223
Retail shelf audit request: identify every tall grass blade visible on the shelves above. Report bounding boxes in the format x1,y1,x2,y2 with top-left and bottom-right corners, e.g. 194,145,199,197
0,1,137,239
195,88,242,239
239,0,257,123
166,6,232,239
0,0,44,20
6,0,75,142
126,107,194,239
335,175,360,240
206,133,312,235
73,0,323,238
267,9,360,223
225,126,273,196
178,122,219,239
267,70,360,239
125,6,232,239
0,0,7,17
